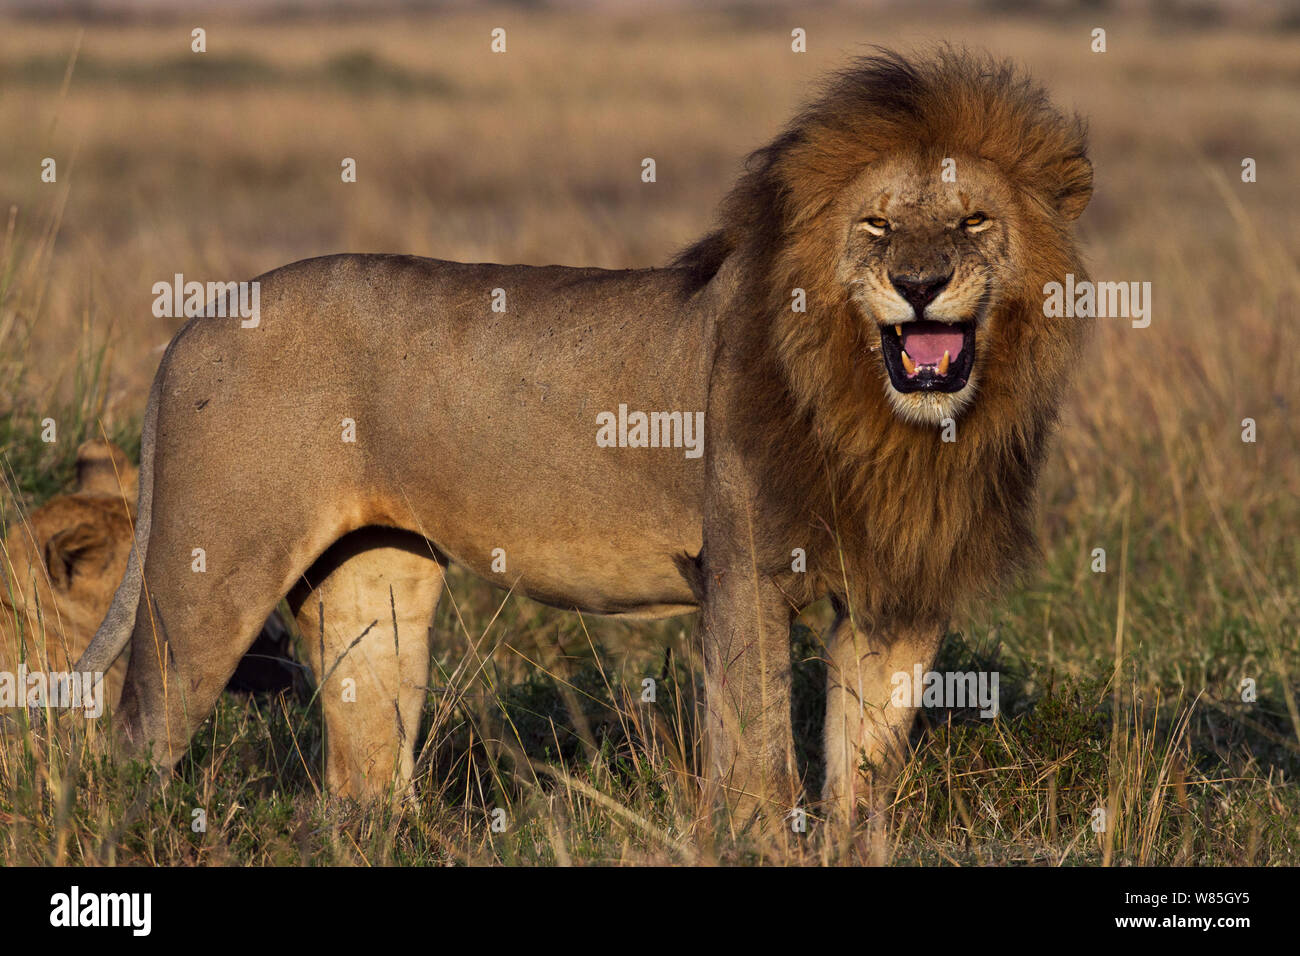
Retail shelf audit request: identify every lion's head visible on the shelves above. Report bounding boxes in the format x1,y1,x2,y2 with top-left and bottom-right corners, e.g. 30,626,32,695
681,47,1092,427
677,49,1094,624
0,441,138,705
839,147,1070,427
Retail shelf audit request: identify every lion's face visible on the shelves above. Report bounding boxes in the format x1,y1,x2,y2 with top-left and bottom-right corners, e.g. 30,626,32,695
0,441,137,702
839,154,1022,426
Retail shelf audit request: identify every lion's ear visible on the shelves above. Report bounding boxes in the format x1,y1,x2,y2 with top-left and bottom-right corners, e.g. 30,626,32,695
44,523,111,592
1053,153,1092,222
74,440,138,500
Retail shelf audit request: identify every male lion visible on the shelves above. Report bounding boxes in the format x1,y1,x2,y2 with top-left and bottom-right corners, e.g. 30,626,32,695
79,50,1092,820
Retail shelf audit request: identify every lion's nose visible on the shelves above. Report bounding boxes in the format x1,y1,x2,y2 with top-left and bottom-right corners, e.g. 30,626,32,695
890,273,952,314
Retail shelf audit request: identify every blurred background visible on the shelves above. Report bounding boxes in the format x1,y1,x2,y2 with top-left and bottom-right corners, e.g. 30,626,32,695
1,0,1295,403
0,0,1296,863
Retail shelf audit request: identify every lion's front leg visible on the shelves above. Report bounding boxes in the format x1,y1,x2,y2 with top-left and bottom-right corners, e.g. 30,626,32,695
822,613,943,824
700,568,799,825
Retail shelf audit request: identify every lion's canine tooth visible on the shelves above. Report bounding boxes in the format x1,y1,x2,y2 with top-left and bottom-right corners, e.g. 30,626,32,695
901,350,916,375
894,324,902,336
938,350,950,375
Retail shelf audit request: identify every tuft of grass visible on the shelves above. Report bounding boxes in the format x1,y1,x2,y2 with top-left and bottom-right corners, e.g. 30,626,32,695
0,210,139,519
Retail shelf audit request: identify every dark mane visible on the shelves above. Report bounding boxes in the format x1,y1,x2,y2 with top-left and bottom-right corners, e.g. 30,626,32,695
677,48,1093,627
673,47,1089,289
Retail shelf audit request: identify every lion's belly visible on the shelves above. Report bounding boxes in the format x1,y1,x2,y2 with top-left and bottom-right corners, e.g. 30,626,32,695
451,542,701,619
393,430,707,617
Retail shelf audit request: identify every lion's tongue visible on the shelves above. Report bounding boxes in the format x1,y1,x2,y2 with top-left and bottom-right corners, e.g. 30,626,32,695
902,325,964,367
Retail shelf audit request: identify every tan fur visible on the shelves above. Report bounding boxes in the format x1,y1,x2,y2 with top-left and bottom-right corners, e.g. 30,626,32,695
1,441,139,706
289,530,442,797
77,50,1091,821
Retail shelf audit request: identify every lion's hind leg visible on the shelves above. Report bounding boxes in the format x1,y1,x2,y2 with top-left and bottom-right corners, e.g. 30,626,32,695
291,528,444,802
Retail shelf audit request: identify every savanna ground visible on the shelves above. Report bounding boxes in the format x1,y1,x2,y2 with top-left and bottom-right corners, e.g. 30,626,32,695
0,2,1297,865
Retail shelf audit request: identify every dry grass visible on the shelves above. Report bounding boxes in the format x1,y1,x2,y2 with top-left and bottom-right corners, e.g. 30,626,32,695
0,3,1297,865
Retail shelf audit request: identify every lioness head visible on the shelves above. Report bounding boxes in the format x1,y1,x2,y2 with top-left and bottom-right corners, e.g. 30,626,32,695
0,441,138,704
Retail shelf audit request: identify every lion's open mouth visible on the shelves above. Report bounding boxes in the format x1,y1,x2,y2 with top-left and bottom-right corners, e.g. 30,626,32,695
879,320,975,393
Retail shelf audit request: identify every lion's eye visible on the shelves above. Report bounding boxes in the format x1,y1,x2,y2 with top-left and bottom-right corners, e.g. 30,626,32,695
961,213,992,232
860,216,890,236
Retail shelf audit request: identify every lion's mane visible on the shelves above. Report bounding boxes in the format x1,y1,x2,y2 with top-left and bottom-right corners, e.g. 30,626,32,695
677,49,1093,628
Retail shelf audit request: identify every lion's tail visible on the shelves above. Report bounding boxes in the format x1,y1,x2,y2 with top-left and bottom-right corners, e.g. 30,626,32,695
75,369,162,680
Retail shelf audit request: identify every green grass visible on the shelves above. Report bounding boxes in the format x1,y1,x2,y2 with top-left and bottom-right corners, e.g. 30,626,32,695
0,212,139,518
